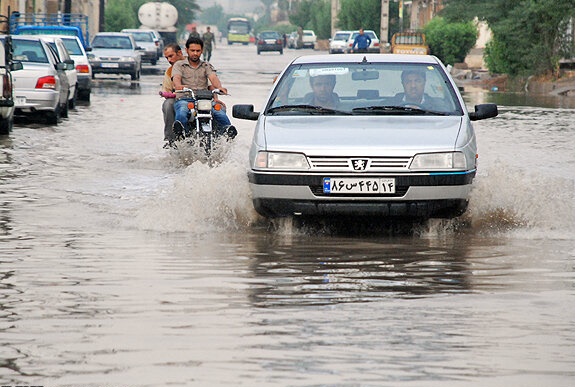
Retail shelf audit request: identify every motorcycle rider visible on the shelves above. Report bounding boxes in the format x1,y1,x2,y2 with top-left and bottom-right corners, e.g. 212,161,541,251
172,36,236,139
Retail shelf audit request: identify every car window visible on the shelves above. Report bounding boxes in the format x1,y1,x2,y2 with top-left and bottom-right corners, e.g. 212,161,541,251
130,32,153,42
260,32,279,39
12,40,49,63
61,39,83,55
92,36,133,49
267,62,462,115
333,33,351,41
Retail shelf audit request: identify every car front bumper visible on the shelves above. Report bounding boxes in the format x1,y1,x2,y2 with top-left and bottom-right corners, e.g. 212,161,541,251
90,61,138,75
248,170,475,218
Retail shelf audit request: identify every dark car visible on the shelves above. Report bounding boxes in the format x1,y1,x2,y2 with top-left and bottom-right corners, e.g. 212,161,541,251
256,31,283,55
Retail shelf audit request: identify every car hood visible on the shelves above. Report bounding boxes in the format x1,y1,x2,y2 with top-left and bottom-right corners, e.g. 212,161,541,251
260,115,465,156
91,48,138,58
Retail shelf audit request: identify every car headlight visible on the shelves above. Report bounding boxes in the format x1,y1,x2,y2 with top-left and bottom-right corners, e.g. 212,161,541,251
410,152,467,170
119,56,136,62
254,151,310,170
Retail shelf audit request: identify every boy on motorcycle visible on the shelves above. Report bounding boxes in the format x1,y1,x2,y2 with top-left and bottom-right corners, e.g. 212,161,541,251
171,36,236,139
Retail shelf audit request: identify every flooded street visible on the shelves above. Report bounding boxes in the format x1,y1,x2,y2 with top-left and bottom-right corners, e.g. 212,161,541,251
0,45,574,387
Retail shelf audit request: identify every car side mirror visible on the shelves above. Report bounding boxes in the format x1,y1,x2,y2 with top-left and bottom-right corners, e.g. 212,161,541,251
55,62,66,71
233,104,259,121
85,47,92,52
65,59,75,70
469,103,498,121
11,61,23,71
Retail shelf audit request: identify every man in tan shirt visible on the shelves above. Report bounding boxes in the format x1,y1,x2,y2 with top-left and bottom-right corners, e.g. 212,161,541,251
159,43,185,143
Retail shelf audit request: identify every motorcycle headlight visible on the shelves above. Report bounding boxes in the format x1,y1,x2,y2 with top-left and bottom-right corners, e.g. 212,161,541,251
197,99,212,111
410,152,467,170
254,151,310,170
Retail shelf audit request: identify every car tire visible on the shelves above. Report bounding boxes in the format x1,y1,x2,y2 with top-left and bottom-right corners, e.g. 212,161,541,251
68,87,77,110
0,117,13,135
78,89,91,101
257,50,261,55
280,49,283,55
45,107,60,125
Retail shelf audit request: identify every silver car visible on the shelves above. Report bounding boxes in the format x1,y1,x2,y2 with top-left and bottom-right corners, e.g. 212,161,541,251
0,37,23,134
4,35,70,124
89,32,143,80
121,29,159,65
329,30,353,54
38,36,78,110
233,54,498,219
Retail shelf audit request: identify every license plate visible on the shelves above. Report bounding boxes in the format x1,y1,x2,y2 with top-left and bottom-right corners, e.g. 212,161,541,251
323,177,396,194
101,63,119,68
15,96,26,105
265,40,276,44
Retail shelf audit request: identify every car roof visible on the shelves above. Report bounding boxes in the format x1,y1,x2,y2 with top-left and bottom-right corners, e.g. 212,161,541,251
94,32,132,37
290,53,440,65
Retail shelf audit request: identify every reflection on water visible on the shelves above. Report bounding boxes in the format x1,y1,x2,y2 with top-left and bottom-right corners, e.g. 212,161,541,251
0,67,573,386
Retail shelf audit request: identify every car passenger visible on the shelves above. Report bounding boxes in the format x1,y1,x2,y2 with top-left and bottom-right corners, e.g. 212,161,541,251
303,74,340,109
393,69,444,110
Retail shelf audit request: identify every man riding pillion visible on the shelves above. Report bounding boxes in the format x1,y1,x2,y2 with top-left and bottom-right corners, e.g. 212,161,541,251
171,36,236,140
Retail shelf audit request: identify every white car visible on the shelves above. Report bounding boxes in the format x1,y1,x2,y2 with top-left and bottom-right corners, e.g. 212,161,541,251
233,54,498,219
329,30,353,54
121,29,159,65
346,30,381,53
2,35,70,124
89,32,143,80
302,30,317,49
0,37,23,134
38,36,78,110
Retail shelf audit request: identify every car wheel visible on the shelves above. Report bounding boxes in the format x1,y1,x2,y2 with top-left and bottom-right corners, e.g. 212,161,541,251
0,116,13,135
257,50,261,55
78,89,91,101
45,107,60,125
280,49,283,55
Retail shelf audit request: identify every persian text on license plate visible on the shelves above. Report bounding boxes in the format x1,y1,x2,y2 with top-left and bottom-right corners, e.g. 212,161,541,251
101,63,119,68
323,177,396,194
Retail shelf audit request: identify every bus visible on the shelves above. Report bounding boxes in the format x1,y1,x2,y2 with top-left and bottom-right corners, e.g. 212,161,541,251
227,17,251,45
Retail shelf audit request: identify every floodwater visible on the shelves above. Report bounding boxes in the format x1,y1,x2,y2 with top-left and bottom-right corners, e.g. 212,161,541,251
0,45,574,387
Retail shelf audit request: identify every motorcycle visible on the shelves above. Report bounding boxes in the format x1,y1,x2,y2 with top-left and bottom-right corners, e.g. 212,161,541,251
164,87,237,155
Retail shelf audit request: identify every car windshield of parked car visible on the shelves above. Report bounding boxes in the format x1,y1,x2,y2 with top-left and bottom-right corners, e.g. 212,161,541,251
92,36,132,49
12,40,49,63
266,62,462,116
333,32,351,41
351,31,377,41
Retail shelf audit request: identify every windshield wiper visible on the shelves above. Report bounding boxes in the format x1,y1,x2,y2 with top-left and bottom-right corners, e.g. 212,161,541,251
352,105,449,116
267,104,351,115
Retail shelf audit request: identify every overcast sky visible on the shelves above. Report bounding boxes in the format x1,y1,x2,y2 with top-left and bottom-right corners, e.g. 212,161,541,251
202,0,263,15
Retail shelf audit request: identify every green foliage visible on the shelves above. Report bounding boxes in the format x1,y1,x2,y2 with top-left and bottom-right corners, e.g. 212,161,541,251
288,0,331,39
105,0,138,31
424,17,477,65
441,0,575,76
337,0,402,41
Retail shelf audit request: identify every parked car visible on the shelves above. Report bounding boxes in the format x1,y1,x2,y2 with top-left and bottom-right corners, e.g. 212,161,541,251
346,30,380,53
149,30,164,59
329,30,353,54
256,31,283,55
17,33,91,101
287,31,298,49
391,31,430,55
0,37,23,135
121,29,159,65
302,30,317,49
37,36,78,110
89,32,143,80
2,35,70,124
233,54,498,219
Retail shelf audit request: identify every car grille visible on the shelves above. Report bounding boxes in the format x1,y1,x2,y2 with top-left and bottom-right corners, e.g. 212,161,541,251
308,156,411,171
100,57,122,61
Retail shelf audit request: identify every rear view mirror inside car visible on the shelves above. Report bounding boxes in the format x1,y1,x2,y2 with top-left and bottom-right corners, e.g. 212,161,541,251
352,70,379,81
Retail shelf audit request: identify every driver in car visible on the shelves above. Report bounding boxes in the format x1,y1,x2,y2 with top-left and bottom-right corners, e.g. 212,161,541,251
303,74,340,109
393,69,444,110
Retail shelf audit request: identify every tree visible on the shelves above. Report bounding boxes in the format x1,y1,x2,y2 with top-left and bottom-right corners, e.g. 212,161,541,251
288,0,331,39
441,0,575,76
424,17,477,66
337,0,401,42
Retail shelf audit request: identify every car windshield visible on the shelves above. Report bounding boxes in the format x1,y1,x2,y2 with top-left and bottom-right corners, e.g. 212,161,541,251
266,62,462,116
92,36,133,49
333,33,350,41
12,40,49,63
260,32,279,39
130,32,153,42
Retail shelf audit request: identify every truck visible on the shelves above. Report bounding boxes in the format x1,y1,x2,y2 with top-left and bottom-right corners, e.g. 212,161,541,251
138,2,178,44
390,31,429,55
9,13,91,49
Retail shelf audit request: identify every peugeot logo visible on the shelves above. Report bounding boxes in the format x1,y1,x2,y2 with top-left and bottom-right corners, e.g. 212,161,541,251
350,158,369,171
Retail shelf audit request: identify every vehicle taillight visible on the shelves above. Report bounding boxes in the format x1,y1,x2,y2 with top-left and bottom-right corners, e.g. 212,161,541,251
2,74,11,99
35,76,57,89
276,39,282,44
76,64,90,73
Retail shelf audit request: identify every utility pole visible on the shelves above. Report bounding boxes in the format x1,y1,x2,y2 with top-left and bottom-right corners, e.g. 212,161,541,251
331,0,340,37
380,0,389,52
